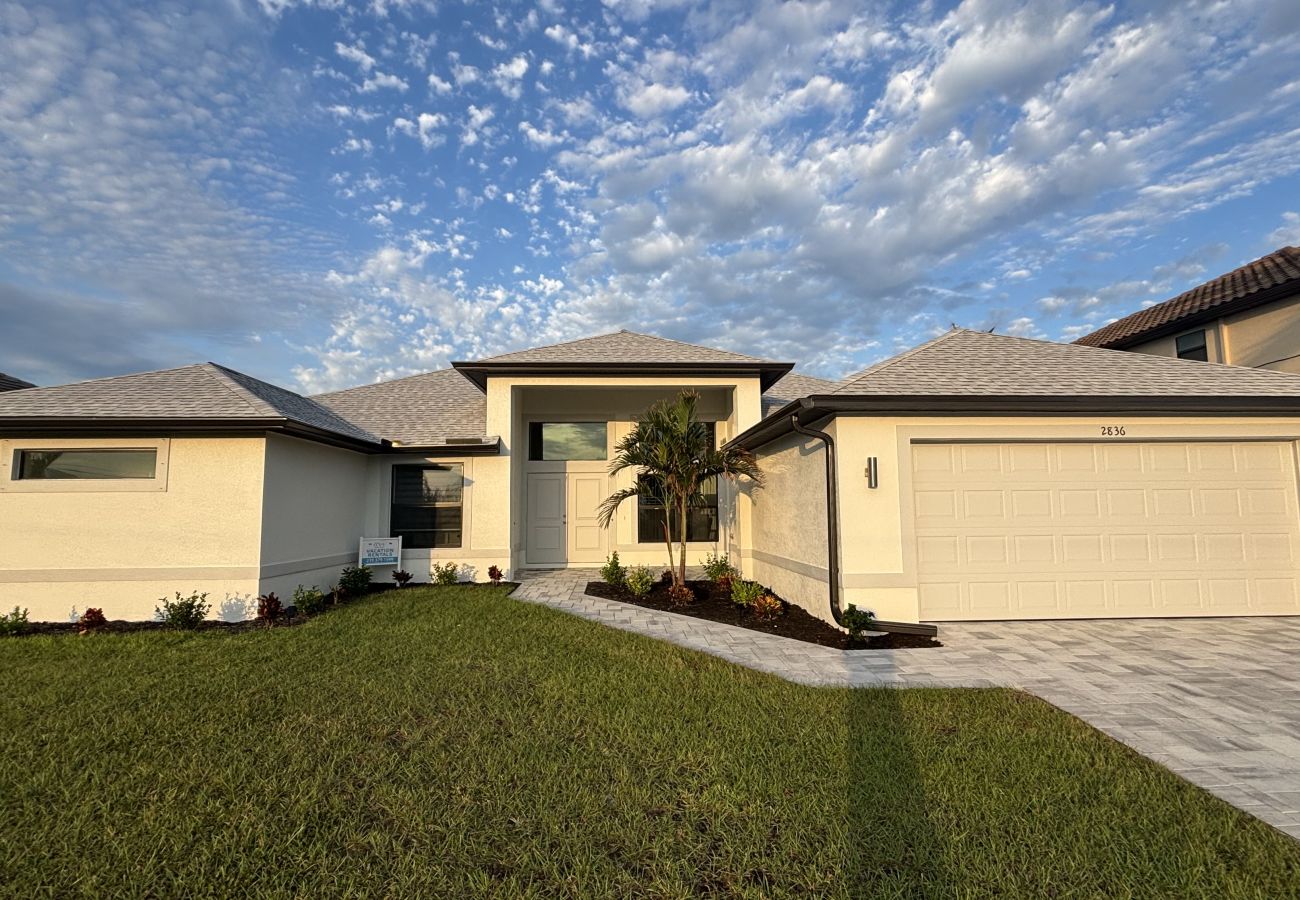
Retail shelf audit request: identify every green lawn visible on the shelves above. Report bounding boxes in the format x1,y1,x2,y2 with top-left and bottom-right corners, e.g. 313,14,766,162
2,586,1297,898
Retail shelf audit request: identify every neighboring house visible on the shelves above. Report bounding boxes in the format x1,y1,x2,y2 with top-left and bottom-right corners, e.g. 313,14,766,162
5,328,1300,628
0,372,35,392
1076,246,1300,371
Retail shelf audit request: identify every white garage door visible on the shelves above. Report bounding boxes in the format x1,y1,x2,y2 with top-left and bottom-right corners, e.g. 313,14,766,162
913,441,1300,621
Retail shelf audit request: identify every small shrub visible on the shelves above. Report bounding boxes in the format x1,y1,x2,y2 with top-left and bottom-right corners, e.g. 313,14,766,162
702,551,737,583
155,592,210,630
487,565,503,585
0,606,29,637
716,573,734,595
338,565,372,597
432,562,459,586
667,583,695,606
293,585,327,615
844,604,876,641
78,607,108,634
600,551,626,587
659,569,673,586
751,593,783,621
626,565,653,597
730,579,765,607
392,570,414,588
256,593,283,622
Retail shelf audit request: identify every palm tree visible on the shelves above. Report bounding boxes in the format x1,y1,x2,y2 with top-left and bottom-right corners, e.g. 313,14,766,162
597,390,763,591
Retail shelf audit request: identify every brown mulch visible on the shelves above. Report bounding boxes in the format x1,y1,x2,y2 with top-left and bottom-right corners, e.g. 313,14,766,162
584,579,942,650
6,581,519,638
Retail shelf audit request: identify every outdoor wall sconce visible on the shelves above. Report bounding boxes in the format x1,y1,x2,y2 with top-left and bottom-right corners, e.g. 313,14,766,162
865,456,879,489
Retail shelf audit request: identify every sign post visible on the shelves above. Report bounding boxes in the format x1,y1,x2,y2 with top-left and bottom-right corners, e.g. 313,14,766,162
359,537,402,572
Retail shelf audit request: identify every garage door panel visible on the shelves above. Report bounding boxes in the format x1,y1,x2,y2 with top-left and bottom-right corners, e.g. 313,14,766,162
914,440,1300,620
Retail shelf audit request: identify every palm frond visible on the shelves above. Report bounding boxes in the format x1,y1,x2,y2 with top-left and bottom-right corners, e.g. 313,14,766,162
596,484,642,529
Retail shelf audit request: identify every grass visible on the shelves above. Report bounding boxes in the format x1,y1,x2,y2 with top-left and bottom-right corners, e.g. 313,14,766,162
2,585,1298,898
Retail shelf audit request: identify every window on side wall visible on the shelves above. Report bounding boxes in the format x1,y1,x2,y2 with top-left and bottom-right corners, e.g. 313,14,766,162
1175,329,1209,361
13,448,157,480
391,464,464,548
637,423,718,544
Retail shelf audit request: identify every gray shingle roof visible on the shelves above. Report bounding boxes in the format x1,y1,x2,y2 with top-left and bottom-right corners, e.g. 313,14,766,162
475,329,780,364
762,371,840,416
0,372,34,392
312,368,488,446
0,363,382,444
836,328,1300,396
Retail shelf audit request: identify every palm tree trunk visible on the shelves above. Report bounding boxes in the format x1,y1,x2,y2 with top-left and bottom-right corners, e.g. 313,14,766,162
677,495,688,589
662,519,675,584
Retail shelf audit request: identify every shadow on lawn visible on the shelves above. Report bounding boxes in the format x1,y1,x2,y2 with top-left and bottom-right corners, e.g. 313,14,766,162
845,686,947,894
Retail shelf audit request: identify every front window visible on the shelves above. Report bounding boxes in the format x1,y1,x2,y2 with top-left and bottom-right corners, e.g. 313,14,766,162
637,422,718,544
1175,330,1208,361
528,422,607,461
391,464,463,548
14,448,157,480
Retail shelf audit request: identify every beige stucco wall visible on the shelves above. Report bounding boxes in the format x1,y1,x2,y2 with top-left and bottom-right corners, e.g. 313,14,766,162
743,428,835,622
0,436,266,621
360,452,509,584
746,414,1300,625
257,434,370,601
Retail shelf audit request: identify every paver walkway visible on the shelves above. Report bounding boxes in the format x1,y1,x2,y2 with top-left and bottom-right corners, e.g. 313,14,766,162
514,568,1300,838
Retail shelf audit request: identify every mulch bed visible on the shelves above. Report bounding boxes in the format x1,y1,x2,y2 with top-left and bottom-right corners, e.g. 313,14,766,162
8,581,517,638
584,579,942,650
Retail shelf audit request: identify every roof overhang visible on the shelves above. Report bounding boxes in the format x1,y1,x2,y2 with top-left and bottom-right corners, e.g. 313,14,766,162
451,360,794,391
1082,280,1300,349
0,417,391,454
729,394,1300,451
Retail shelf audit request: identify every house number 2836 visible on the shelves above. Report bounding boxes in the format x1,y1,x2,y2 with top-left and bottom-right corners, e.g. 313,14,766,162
1100,425,1127,436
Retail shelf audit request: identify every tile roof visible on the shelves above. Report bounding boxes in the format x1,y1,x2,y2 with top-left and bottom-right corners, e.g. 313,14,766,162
761,371,840,416
1075,246,1300,348
0,372,34,392
836,328,1300,397
473,329,780,364
0,363,382,444
312,368,488,446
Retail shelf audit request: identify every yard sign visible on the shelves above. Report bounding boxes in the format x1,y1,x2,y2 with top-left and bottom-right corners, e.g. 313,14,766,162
359,537,402,569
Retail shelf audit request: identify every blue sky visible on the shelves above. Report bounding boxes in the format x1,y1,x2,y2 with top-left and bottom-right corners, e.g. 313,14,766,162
2,0,1300,392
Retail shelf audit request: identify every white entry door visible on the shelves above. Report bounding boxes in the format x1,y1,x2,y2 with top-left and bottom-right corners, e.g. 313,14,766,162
525,472,608,566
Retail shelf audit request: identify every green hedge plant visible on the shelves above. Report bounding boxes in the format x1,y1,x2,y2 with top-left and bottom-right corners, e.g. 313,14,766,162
293,585,327,616
730,580,764,607
155,592,210,630
0,606,28,637
600,552,627,587
432,562,459,586
625,566,654,597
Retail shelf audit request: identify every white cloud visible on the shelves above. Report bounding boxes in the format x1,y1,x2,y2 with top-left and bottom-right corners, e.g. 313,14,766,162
334,40,375,72
519,120,563,148
427,72,452,94
359,71,409,93
620,82,690,117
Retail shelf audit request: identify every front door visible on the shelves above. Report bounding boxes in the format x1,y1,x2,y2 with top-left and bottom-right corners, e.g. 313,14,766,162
525,471,608,566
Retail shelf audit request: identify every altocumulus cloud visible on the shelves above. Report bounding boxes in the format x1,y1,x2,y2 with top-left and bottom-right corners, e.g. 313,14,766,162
2,0,1300,391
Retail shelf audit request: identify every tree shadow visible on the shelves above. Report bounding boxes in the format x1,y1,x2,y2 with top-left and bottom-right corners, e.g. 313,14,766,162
844,684,949,896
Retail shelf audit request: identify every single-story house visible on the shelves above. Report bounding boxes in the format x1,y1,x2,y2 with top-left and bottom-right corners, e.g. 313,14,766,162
1076,245,1300,371
5,327,1300,626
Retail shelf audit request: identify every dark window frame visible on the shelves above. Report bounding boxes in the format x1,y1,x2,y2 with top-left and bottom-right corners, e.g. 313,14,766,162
390,463,464,549
14,448,157,480
637,423,719,544
527,421,609,461
1175,329,1209,361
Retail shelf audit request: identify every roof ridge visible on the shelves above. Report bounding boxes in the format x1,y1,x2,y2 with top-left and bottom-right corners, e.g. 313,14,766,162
312,366,456,398
479,329,628,361
834,328,967,392
202,363,285,417
6,362,212,393
615,328,773,362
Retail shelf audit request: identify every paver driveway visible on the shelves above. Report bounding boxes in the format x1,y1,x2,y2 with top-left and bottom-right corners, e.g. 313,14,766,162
515,570,1300,838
